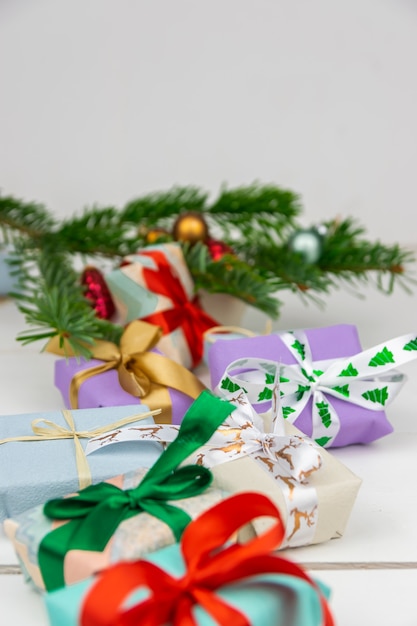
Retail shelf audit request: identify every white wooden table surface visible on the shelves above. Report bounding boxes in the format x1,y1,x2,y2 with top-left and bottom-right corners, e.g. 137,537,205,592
1,284,417,626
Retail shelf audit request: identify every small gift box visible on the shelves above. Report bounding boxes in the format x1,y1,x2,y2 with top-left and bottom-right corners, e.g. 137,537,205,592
209,324,417,447
0,246,17,295
49,320,207,424
44,493,334,626
105,243,219,368
83,390,362,550
3,392,235,592
0,404,163,521
202,325,258,365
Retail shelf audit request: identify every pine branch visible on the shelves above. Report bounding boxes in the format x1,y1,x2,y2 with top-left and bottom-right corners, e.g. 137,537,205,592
122,186,209,227
0,195,56,242
1,185,415,356
209,183,301,220
184,242,281,318
9,245,123,356
318,218,415,292
54,208,138,258
208,183,301,247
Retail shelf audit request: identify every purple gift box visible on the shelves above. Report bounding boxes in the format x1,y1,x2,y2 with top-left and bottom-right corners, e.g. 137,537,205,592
55,357,194,425
208,324,393,447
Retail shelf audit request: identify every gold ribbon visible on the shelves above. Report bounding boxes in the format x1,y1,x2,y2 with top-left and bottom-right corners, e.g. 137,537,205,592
0,408,162,490
203,321,273,345
47,320,207,424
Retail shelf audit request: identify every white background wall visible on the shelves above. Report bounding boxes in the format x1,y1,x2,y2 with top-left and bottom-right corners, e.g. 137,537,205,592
1,0,416,243
1,0,417,338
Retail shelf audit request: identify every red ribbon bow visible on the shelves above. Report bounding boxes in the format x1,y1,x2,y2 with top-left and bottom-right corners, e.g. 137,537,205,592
80,493,334,626
136,249,218,367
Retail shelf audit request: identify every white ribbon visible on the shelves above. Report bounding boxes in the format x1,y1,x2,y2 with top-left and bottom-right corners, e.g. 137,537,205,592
86,387,323,548
215,330,417,447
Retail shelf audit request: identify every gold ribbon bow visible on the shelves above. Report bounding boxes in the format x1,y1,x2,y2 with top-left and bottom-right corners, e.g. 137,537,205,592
47,320,206,423
0,408,161,490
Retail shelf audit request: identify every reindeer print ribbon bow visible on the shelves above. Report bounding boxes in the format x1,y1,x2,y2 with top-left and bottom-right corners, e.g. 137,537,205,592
86,388,323,546
204,384,323,547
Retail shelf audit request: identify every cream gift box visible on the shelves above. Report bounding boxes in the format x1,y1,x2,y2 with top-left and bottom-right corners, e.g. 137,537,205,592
82,393,362,550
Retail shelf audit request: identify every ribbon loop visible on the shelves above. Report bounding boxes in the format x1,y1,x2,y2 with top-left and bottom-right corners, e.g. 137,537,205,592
80,493,334,626
38,391,236,592
215,330,417,447
47,319,207,422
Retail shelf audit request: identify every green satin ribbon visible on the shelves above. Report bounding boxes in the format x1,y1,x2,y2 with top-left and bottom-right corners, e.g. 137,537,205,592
38,391,235,592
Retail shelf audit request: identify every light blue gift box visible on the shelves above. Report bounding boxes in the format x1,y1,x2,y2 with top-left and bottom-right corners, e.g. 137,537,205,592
203,330,252,365
45,542,330,626
0,247,17,295
0,404,163,521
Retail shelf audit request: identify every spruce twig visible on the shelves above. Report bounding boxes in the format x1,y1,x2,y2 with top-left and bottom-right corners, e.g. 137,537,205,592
0,184,414,355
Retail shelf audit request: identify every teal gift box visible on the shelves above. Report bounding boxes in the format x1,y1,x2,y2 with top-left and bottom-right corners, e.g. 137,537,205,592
0,404,163,521
44,493,332,626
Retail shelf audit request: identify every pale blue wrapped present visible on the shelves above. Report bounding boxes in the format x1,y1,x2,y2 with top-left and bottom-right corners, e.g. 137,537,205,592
45,542,330,626
0,404,163,520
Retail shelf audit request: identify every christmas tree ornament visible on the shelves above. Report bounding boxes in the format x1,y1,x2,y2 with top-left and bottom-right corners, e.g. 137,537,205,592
172,212,209,244
206,238,234,261
81,267,116,320
288,227,324,264
145,228,170,244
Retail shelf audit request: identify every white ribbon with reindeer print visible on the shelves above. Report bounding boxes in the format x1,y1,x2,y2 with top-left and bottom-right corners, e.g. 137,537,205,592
85,389,323,548
214,331,417,447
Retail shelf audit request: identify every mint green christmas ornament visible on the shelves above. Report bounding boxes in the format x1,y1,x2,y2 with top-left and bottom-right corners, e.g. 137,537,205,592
288,228,323,264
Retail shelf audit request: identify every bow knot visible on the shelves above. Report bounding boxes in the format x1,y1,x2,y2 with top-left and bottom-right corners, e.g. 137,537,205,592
125,487,143,511
205,402,322,486
309,379,321,394
310,380,320,393
258,433,276,457
123,358,151,397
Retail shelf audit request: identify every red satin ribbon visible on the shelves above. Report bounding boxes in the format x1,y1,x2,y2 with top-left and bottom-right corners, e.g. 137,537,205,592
137,249,218,367
80,492,334,626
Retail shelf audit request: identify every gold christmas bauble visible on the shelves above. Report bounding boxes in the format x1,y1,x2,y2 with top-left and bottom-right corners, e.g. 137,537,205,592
172,212,209,244
145,228,170,244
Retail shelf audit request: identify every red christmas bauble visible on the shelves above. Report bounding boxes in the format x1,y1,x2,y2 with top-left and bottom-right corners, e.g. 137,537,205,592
206,238,234,261
81,267,116,320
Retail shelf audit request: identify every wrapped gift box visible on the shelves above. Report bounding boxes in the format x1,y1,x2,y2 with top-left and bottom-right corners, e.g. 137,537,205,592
54,356,198,425
81,395,362,550
202,326,256,365
4,468,225,592
208,324,416,447
3,390,236,592
209,421,361,548
105,243,218,368
0,404,163,521
44,493,333,626
51,320,206,424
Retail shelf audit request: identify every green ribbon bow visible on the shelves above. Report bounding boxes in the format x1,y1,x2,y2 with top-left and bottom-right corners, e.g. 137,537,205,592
38,390,235,591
